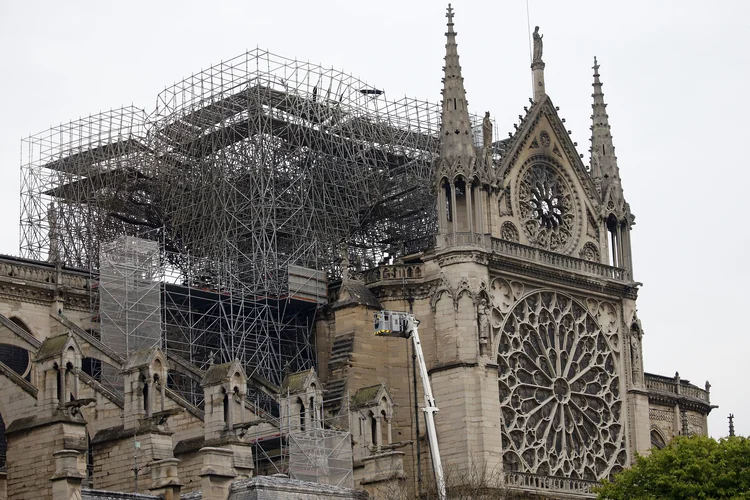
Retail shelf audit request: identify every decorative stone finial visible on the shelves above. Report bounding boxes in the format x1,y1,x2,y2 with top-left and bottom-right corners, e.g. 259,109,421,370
439,3,475,159
590,56,627,216
728,414,735,437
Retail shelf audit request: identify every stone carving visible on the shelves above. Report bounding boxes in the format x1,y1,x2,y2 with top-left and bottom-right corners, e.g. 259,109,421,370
630,320,643,385
478,297,491,353
539,131,551,148
518,164,575,252
532,26,543,63
586,209,600,239
483,111,493,150
529,137,539,149
490,277,523,314
553,143,562,157
579,242,600,262
497,291,627,480
499,187,513,216
501,221,520,242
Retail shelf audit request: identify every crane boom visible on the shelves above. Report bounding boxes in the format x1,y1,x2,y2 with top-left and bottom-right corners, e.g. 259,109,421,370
374,310,447,500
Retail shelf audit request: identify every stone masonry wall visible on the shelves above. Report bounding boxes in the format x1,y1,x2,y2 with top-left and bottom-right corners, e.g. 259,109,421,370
6,421,87,500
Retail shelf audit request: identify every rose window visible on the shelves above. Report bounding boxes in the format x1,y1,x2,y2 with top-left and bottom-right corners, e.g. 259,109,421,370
497,291,627,480
518,164,575,252
529,182,563,229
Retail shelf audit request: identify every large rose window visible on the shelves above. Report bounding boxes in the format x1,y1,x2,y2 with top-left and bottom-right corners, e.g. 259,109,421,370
518,164,575,252
497,291,627,480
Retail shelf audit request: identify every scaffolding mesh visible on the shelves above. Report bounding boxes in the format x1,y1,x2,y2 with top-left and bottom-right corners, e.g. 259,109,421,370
99,236,162,355
288,428,353,488
19,48,489,401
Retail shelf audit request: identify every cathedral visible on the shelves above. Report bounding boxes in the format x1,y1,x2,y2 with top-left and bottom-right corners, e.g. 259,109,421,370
0,5,714,500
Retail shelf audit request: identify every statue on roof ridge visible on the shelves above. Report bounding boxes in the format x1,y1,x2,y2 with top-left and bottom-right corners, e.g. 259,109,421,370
533,26,544,63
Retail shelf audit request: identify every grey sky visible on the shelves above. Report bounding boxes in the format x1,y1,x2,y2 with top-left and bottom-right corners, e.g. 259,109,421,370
1,0,747,437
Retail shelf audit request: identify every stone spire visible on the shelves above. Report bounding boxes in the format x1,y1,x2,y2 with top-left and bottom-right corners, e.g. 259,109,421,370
590,57,624,205
439,4,475,159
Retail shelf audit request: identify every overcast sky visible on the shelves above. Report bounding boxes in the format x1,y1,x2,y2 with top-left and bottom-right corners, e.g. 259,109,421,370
1,0,748,438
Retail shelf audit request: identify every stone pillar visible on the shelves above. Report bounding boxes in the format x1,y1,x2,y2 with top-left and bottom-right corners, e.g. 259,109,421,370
532,61,546,101
438,181,447,234
149,458,182,500
361,451,407,499
228,443,254,480
375,415,382,452
466,182,474,235
199,447,237,500
450,181,458,235
50,450,84,500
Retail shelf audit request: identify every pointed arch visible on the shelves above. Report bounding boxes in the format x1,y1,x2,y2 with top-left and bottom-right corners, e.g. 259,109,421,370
650,427,667,450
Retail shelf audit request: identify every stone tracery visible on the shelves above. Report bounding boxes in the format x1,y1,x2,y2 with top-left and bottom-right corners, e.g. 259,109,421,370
518,164,576,252
497,291,627,480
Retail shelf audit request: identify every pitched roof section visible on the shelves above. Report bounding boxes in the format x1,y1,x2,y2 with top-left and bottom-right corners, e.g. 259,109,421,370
499,94,601,208
123,347,161,371
332,280,381,310
351,383,392,408
36,333,71,361
439,4,475,159
201,359,245,387
280,368,318,394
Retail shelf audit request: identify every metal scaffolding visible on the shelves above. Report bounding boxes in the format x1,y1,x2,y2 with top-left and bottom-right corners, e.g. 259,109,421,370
19,48,483,394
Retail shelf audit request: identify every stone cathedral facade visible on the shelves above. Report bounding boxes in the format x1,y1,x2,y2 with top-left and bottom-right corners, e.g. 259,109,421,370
315,6,714,496
0,6,713,500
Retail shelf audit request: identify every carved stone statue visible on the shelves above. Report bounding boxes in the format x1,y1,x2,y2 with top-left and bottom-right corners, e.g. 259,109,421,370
532,26,543,63
339,243,350,281
630,330,642,384
477,298,491,350
482,111,492,150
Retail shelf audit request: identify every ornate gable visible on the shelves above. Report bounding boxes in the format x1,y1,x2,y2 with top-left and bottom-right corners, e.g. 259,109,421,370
494,96,607,259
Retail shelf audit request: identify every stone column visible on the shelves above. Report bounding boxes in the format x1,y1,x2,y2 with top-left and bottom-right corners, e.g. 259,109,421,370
477,184,487,234
375,415,382,452
199,447,237,500
149,458,182,500
59,365,67,405
438,181,447,234
451,181,458,235
50,450,84,500
532,61,546,101
466,182,474,235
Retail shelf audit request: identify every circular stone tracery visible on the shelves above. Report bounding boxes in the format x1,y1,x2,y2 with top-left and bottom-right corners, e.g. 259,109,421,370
497,291,627,480
518,164,576,252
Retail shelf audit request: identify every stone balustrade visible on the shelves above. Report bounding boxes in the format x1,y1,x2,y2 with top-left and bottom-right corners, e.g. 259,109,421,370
644,373,710,403
363,264,423,284
0,258,89,290
362,234,632,286
503,471,597,497
490,237,631,282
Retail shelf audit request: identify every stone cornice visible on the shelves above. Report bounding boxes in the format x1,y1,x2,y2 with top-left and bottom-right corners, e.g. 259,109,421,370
5,410,86,436
647,390,715,414
428,361,479,376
